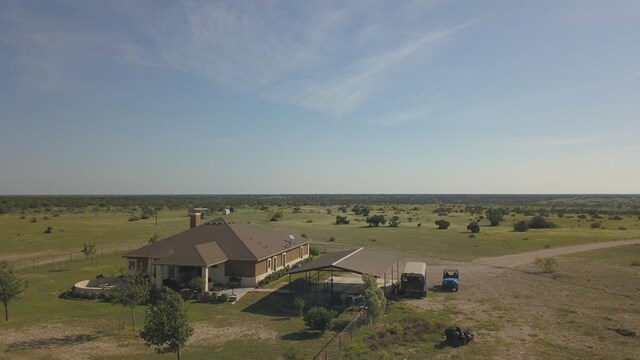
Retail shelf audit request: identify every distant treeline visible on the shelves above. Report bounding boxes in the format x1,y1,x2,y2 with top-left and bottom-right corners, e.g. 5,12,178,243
1,194,639,215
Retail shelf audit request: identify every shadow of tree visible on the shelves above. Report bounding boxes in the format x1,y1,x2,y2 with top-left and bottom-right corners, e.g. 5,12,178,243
7,333,100,351
280,330,320,341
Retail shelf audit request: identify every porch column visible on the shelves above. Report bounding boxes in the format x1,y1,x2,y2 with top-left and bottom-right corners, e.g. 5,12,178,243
154,265,163,288
202,266,209,293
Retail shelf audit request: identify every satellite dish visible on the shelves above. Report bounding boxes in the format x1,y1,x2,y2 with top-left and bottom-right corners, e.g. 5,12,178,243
289,234,296,241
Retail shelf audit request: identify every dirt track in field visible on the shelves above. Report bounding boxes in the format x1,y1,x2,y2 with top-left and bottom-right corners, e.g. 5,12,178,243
414,238,640,360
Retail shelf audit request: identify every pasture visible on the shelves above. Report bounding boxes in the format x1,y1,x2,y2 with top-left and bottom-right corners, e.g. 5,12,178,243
1,201,639,359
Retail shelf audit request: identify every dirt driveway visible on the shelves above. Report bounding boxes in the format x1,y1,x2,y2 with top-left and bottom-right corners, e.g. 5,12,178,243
413,238,640,360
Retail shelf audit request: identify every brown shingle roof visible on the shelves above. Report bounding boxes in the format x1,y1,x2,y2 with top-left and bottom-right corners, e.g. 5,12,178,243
125,218,310,266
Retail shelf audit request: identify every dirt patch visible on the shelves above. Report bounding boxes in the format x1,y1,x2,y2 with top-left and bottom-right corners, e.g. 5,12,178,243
189,322,277,345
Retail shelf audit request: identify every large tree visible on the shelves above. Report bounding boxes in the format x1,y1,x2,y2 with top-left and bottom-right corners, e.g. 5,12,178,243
111,270,151,331
140,287,194,360
0,261,27,321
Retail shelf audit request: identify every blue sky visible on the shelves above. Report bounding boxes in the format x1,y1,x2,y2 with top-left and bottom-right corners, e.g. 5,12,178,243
1,0,639,194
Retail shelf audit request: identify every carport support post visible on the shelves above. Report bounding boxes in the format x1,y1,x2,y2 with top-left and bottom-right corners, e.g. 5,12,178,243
384,272,387,295
202,266,209,293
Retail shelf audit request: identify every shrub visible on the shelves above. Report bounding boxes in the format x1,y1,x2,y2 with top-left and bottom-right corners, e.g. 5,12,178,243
293,297,305,317
187,277,203,294
304,307,336,333
466,221,480,233
590,222,601,229
309,247,319,256
30,217,37,223
366,215,386,227
388,216,400,227
301,233,307,238
293,207,302,213
434,219,450,230
533,257,557,273
528,215,557,229
128,216,140,222
335,215,350,225
328,236,336,242
219,292,230,302
513,220,529,232
608,215,623,220
631,260,640,267
44,226,53,234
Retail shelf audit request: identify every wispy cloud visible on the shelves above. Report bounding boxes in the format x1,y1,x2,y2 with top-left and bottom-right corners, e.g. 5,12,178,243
0,1,467,116
270,29,456,117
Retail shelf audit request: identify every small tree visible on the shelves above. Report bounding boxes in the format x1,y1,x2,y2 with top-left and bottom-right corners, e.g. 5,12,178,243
303,307,335,333
533,257,557,273
81,243,96,265
0,261,27,321
434,219,450,230
466,222,480,233
366,215,386,227
362,274,386,324
513,220,529,232
140,287,194,360
111,270,151,331
486,208,504,226
44,226,53,234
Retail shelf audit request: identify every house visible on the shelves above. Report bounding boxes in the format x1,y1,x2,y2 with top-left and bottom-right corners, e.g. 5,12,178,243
124,213,311,292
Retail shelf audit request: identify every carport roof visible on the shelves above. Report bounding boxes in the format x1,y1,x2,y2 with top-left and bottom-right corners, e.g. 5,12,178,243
288,247,397,278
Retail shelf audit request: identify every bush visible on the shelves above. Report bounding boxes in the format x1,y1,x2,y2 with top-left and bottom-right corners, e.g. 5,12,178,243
128,216,140,221
30,217,37,223
513,220,529,232
44,226,53,234
388,216,400,227
533,257,557,273
631,260,640,267
219,292,230,302
187,277,203,294
466,221,480,233
304,307,336,333
434,219,450,230
528,215,557,229
590,222,601,229
335,215,350,225
366,215,386,227
309,247,319,256
328,236,336,242
293,297,305,317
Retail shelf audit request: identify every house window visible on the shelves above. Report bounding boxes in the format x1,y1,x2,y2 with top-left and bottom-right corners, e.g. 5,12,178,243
267,258,271,272
127,259,137,270
272,256,277,271
299,246,303,259
282,252,286,266
168,266,175,279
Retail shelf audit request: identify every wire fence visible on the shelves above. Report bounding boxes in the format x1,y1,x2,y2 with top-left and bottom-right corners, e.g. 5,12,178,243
6,242,146,270
313,309,368,360
310,243,363,255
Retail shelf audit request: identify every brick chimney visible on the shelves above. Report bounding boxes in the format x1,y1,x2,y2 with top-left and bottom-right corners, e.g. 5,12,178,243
189,213,202,228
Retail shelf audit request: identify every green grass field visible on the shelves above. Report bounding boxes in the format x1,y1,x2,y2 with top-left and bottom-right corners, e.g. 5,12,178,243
1,204,639,359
